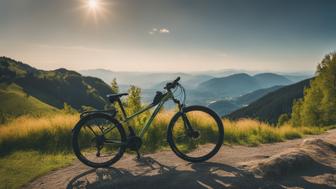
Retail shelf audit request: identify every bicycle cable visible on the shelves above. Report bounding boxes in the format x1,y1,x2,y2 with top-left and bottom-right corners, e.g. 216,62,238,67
172,83,186,106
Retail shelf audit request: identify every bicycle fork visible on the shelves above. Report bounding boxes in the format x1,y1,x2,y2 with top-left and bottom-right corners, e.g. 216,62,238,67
176,102,196,136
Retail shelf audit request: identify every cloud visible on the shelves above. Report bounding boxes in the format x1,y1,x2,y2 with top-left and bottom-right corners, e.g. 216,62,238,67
149,27,170,35
159,28,170,33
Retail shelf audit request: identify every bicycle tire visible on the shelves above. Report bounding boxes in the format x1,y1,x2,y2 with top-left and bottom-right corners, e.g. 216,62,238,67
167,105,224,162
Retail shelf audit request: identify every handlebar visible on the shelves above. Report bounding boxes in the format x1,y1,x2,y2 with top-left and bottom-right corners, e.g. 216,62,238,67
164,77,180,90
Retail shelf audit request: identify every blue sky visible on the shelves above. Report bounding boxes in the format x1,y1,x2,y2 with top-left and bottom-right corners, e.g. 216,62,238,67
0,0,335,72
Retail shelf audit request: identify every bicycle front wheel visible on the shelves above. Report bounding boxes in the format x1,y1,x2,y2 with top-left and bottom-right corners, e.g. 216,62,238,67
167,105,224,162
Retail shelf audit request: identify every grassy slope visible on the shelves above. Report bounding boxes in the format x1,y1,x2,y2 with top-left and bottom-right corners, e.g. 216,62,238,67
0,83,59,118
0,151,73,189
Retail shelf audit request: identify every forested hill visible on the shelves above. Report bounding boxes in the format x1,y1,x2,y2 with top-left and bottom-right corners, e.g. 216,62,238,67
0,57,113,115
227,78,312,124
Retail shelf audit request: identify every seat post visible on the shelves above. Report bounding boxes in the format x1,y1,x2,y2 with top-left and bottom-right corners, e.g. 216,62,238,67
117,98,128,119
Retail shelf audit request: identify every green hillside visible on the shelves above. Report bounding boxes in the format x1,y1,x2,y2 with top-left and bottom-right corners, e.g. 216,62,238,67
234,85,283,106
0,83,58,119
0,57,113,116
227,79,312,124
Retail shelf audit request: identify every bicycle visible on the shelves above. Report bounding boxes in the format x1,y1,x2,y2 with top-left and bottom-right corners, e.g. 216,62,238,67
72,77,224,168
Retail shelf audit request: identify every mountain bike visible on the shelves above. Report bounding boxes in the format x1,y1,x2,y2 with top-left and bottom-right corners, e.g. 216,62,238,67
72,77,224,168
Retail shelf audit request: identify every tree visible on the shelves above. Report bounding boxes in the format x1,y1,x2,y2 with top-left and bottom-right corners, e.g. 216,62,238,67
111,78,119,94
291,52,336,126
62,102,77,114
291,99,303,127
125,85,151,127
127,85,142,115
105,78,120,111
277,113,289,126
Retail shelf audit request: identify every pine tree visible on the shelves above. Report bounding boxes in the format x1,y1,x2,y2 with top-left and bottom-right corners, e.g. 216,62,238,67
111,78,119,94
291,99,303,127
291,52,336,126
108,78,121,113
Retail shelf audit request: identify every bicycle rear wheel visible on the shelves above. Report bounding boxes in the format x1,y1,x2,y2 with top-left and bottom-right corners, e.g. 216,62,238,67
72,113,126,168
167,105,224,162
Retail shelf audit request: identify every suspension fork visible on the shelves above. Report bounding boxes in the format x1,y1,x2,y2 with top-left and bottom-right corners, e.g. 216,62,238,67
175,99,194,132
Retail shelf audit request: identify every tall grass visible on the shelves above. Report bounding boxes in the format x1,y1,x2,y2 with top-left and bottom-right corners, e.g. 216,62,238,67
0,114,78,155
0,112,325,155
223,119,323,146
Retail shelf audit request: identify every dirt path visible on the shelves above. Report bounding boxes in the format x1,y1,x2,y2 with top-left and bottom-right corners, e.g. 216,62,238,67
24,130,336,189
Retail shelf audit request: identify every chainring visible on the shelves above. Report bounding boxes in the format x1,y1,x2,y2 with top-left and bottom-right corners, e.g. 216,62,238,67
126,136,142,151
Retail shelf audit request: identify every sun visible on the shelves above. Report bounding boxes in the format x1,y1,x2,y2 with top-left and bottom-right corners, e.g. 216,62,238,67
78,0,112,23
88,0,98,10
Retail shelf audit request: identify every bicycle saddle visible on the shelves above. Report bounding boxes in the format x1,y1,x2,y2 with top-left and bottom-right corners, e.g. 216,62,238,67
107,93,128,102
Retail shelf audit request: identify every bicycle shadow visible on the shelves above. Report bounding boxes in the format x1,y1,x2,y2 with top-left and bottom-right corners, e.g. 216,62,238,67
66,156,334,189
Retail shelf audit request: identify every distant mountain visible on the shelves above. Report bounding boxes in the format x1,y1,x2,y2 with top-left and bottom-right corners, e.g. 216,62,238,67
281,72,314,82
198,73,259,97
227,79,312,124
0,57,113,116
79,69,213,90
235,85,283,106
253,73,292,88
197,73,292,97
208,85,282,116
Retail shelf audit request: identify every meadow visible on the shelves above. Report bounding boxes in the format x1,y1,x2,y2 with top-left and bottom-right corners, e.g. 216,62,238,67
0,112,326,189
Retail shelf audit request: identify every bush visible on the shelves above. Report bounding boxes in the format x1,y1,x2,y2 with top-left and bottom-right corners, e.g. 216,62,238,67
278,113,290,126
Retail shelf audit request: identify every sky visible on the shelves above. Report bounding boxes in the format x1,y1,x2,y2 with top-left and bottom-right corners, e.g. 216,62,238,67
0,0,335,73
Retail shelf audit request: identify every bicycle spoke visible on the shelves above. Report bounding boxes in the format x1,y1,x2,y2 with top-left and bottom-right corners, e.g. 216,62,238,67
175,134,184,139
85,125,99,136
175,134,187,139
104,139,124,145
102,125,116,135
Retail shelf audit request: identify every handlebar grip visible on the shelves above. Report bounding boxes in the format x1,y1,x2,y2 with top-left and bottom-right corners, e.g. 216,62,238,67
173,77,180,84
164,76,181,90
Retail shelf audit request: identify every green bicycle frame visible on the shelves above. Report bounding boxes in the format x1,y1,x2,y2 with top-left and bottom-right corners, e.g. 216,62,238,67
119,90,175,138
